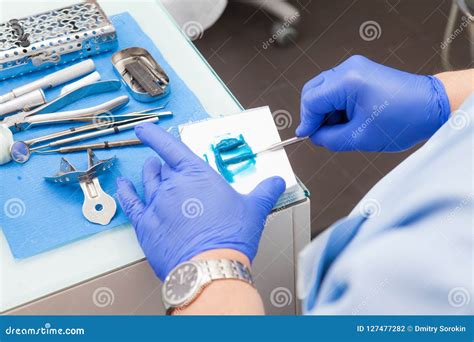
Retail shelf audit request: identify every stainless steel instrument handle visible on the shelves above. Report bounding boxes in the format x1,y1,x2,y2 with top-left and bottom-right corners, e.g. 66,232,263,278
53,139,142,153
1,80,124,131
254,136,309,155
25,96,129,126
25,114,157,147
0,60,95,104
46,116,158,148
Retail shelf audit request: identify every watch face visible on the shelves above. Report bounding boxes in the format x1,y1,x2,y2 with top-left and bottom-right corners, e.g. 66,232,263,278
163,262,201,307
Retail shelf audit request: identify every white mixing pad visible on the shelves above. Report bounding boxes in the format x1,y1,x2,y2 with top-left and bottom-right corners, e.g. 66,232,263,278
179,106,298,194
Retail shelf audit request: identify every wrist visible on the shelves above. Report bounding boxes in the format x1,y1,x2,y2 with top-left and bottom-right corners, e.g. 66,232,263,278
435,69,474,114
429,75,452,127
164,252,257,315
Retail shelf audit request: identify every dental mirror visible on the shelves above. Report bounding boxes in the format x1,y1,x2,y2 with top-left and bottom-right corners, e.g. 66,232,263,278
10,141,31,163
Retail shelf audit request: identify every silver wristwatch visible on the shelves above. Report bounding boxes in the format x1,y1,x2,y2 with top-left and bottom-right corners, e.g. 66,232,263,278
161,259,253,314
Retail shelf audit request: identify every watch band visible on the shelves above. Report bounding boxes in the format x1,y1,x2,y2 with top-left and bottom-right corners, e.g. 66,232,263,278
200,259,253,284
164,259,253,315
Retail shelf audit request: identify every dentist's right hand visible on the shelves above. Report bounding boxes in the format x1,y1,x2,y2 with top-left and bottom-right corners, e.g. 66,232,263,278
296,55,451,152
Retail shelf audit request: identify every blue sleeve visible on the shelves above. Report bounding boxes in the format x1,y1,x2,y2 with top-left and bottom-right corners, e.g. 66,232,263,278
298,94,474,315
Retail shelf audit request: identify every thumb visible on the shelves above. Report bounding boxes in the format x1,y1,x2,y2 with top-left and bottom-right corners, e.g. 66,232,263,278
248,176,286,213
310,124,356,152
116,177,145,227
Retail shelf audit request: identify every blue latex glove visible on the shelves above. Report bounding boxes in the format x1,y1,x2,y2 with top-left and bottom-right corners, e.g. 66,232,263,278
116,123,286,281
296,55,451,152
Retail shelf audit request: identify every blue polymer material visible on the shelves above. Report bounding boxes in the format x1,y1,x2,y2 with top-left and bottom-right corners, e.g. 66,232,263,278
0,13,209,259
210,135,256,183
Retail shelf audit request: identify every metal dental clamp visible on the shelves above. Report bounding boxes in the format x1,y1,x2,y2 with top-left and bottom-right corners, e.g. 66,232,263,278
45,149,117,225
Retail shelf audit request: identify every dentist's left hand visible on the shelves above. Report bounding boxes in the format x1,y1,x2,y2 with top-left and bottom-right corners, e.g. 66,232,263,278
116,123,286,281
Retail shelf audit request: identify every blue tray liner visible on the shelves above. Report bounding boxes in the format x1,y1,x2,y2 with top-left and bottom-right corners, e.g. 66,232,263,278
0,12,209,259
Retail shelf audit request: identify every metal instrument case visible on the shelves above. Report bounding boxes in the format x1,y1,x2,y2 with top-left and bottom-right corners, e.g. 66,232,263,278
112,47,170,102
0,0,117,80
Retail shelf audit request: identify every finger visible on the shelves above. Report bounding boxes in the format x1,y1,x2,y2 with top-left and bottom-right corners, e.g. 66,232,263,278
247,176,286,213
296,76,346,137
297,100,314,137
142,156,162,204
310,124,356,152
296,74,326,137
301,72,325,94
135,123,200,169
116,177,145,227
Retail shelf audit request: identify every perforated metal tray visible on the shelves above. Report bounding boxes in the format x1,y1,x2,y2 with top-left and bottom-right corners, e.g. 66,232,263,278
0,0,117,80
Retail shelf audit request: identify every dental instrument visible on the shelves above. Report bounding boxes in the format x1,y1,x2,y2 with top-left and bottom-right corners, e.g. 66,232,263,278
0,60,96,104
1,106,170,165
223,136,309,166
45,149,117,226
36,139,143,154
60,71,102,95
0,80,126,132
39,105,171,124
253,136,309,155
10,116,161,164
8,110,170,164
0,89,46,116
4,96,129,132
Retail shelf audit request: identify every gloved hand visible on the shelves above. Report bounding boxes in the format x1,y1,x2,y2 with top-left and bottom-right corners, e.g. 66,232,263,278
116,123,286,281
296,55,451,152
